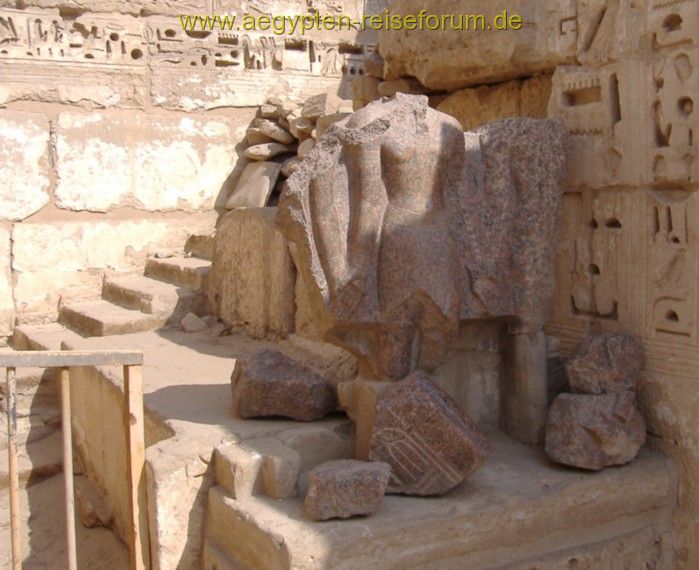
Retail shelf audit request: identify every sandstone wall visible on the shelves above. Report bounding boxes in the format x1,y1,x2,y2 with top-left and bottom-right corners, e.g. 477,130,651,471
0,0,377,333
368,1,699,567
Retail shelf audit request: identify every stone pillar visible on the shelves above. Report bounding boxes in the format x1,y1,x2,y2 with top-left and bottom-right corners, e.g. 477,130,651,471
501,329,549,445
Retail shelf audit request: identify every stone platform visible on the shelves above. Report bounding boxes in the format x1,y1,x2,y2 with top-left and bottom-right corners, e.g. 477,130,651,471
11,325,676,569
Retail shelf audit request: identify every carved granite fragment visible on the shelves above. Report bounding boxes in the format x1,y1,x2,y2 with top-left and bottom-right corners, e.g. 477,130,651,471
369,371,494,496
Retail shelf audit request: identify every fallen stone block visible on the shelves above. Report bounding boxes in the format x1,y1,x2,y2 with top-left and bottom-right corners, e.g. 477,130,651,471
566,333,644,395
245,128,274,146
231,349,338,422
304,460,391,521
368,372,493,496
244,142,297,161
255,119,296,145
181,312,207,333
224,162,281,210
289,116,315,141
281,156,301,178
545,392,647,471
302,93,344,120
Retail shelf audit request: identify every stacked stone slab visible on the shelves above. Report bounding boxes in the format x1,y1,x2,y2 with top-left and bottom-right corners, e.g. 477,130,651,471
546,333,647,471
224,94,353,210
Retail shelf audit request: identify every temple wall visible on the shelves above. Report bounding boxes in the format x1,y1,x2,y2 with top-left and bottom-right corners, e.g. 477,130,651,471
366,1,699,567
0,0,376,332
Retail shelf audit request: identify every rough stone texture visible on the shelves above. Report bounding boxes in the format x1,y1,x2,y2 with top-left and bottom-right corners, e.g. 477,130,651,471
75,475,114,529
304,460,391,521
255,119,295,145
54,112,246,212
377,0,577,91
436,76,552,132
302,93,344,120
366,371,493,496
0,111,50,221
224,162,281,210
278,94,568,381
208,208,295,339
546,392,647,471
566,333,644,395
231,349,337,422
244,142,297,161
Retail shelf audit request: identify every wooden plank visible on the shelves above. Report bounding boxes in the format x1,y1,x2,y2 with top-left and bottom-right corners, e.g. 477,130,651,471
124,364,149,570
6,367,21,570
0,350,143,368
60,367,78,570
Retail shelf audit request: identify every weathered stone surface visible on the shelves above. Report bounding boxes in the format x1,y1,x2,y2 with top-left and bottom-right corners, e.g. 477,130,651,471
304,460,391,521
208,208,295,339
255,119,295,145
0,111,50,221
437,80,521,131
546,392,647,471
302,93,344,120
246,128,274,146
297,138,315,159
281,156,301,178
278,94,568,381
363,51,385,79
75,475,113,529
289,116,315,141
181,312,207,333
244,142,297,161
377,77,429,98
224,162,281,210
231,349,337,422
378,0,576,91
54,112,245,212
566,333,644,395
368,372,493,496
352,76,381,110
316,112,352,139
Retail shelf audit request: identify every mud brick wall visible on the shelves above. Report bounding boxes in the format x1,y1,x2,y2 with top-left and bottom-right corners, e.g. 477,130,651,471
366,1,699,567
0,0,377,331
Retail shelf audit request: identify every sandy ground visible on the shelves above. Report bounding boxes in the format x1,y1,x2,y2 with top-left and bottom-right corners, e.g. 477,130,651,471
0,473,128,569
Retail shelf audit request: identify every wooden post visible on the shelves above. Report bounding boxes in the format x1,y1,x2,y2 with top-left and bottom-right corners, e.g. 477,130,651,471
60,367,78,570
124,364,147,570
6,367,21,570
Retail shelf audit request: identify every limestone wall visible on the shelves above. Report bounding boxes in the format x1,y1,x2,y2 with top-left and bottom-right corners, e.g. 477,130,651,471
367,1,699,567
0,0,377,333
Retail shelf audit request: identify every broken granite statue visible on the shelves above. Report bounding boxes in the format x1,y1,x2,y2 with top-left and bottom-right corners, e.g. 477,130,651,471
358,371,493,496
546,333,647,471
277,93,568,444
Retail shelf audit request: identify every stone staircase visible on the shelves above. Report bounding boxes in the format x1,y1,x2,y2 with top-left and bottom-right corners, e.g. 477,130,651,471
58,254,211,338
1,233,214,493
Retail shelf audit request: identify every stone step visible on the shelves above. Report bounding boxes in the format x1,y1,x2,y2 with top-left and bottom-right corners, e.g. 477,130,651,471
145,256,211,291
185,234,215,261
59,300,165,337
204,437,674,569
12,322,85,351
103,275,207,323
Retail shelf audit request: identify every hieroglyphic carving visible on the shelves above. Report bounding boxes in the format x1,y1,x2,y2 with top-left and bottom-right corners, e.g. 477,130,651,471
0,8,370,77
646,190,697,340
649,0,699,49
652,48,698,184
0,9,145,65
549,66,623,188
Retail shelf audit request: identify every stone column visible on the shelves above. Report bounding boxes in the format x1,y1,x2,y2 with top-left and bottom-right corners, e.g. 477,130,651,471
501,329,549,445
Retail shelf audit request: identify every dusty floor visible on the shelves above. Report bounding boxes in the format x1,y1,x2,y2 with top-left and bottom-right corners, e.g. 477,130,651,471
0,473,128,569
